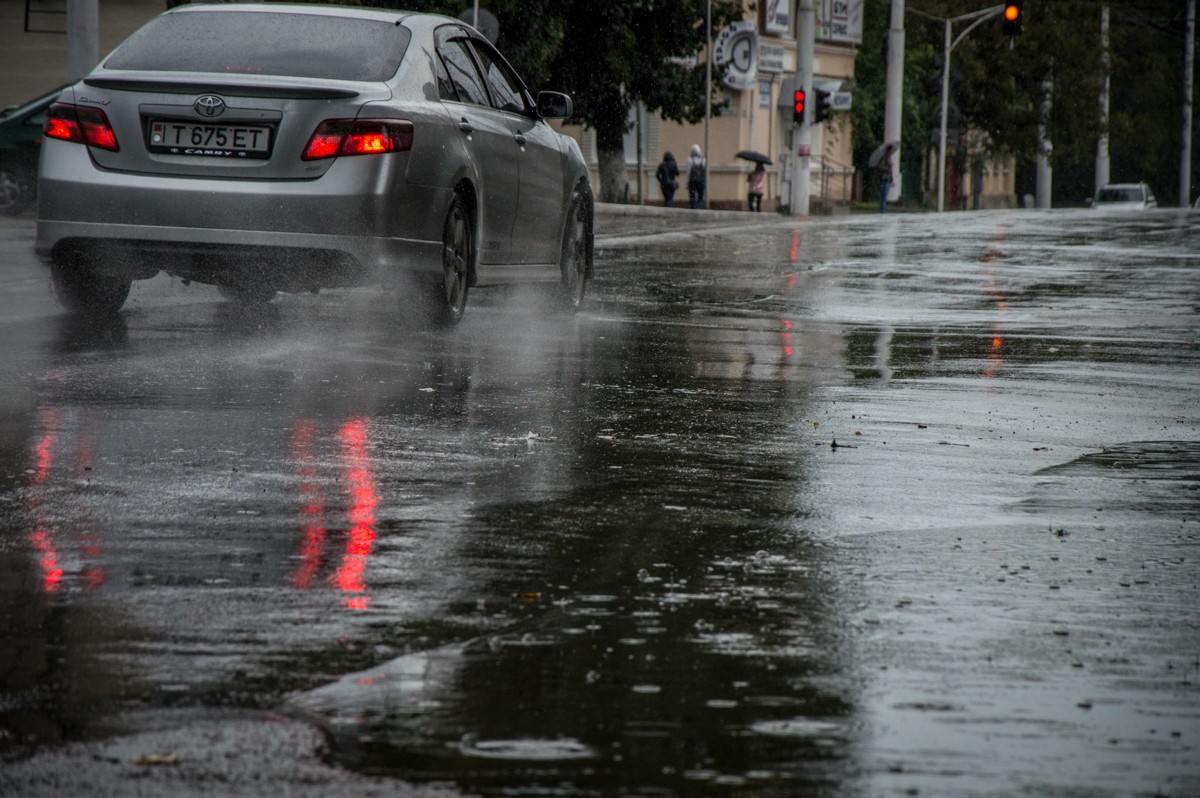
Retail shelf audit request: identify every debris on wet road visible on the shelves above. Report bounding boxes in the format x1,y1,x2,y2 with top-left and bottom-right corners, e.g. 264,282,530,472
1,207,1197,796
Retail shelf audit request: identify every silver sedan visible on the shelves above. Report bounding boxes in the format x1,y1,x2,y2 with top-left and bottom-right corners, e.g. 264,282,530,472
36,3,594,323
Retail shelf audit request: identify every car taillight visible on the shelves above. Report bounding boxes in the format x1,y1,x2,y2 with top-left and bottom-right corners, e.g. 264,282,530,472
43,102,120,152
302,119,414,161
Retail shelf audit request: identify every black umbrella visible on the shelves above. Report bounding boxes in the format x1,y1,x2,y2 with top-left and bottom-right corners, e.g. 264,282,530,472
735,150,772,165
868,141,899,168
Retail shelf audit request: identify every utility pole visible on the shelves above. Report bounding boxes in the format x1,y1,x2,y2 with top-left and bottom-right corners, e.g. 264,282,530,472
790,0,815,216
913,4,1005,213
1095,2,1110,193
1181,0,1195,207
704,0,712,209
883,0,905,205
67,0,100,81
1036,67,1053,209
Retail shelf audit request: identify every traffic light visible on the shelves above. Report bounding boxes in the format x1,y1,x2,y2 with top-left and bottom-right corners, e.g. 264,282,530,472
1001,1,1023,36
814,89,831,123
792,89,806,125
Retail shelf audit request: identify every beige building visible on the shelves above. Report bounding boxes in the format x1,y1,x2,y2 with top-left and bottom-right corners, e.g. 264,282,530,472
556,1,862,213
927,130,1019,211
0,0,163,109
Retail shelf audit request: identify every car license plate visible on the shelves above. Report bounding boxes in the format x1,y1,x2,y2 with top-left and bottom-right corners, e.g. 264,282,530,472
148,120,272,158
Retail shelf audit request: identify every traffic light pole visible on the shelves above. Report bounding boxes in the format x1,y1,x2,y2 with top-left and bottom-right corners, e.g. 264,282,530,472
883,0,905,206
66,0,99,81
790,0,815,216
912,4,1005,212
1181,0,1195,207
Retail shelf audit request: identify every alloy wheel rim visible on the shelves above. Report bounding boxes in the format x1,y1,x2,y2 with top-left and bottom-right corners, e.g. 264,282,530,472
444,206,469,312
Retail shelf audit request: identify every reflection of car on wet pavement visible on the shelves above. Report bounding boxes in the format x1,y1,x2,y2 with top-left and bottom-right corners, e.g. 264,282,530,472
36,3,593,321
0,86,63,215
1090,182,1157,210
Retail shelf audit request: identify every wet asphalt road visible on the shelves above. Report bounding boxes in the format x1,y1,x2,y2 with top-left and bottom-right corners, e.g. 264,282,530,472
0,206,1198,797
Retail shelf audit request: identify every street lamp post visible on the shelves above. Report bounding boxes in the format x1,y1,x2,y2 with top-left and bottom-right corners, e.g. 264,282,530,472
913,4,1005,213
704,0,711,209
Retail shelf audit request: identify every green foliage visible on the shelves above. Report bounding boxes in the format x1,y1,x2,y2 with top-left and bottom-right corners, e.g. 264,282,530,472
854,0,1198,205
367,0,739,196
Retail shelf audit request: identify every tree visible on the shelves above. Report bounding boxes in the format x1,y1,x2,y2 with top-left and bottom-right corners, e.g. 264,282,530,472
850,1,940,202
854,0,1197,206
544,0,740,202
365,0,738,202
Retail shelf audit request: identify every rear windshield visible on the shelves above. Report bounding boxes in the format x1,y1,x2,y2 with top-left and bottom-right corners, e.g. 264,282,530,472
1097,187,1144,203
103,11,410,82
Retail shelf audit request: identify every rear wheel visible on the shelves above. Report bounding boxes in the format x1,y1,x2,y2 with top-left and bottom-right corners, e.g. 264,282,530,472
50,255,132,316
434,194,473,326
0,168,26,216
558,188,593,310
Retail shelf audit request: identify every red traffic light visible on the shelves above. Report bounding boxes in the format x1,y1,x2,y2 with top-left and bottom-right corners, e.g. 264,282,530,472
793,89,806,124
1001,1,1023,35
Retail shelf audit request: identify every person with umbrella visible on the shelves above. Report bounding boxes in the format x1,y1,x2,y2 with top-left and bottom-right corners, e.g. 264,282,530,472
747,163,766,212
736,150,772,213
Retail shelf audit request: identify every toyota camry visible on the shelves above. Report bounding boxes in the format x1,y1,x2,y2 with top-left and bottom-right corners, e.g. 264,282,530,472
36,3,594,323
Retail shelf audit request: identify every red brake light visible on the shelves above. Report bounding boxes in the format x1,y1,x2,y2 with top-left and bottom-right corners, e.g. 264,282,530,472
44,103,82,143
302,119,413,161
43,102,119,152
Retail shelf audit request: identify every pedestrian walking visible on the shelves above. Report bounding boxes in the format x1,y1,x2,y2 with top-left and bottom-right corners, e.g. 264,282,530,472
686,144,706,209
747,162,765,212
878,145,895,214
656,152,679,208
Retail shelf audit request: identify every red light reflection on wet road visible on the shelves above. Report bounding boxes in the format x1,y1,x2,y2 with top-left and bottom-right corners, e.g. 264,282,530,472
982,241,1007,379
335,419,377,610
290,420,326,590
26,408,108,594
28,409,63,592
290,418,378,609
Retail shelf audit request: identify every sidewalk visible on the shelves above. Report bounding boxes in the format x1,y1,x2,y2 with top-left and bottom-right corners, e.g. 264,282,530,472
594,201,793,244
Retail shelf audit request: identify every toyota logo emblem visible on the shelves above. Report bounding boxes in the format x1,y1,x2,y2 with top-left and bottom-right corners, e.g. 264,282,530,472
194,95,226,117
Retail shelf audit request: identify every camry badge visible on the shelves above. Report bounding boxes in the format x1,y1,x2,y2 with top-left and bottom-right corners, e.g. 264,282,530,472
194,95,226,117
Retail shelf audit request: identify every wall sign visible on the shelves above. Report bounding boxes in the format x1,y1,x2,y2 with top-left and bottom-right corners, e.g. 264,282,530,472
712,20,759,91
818,0,863,44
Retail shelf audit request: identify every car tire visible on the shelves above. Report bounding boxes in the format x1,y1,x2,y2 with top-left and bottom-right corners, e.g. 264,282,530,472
50,256,132,316
558,187,593,311
434,194,473,326
0,168,27,216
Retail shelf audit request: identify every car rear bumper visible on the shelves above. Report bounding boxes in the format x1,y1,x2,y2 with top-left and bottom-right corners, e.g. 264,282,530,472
36,141,447,286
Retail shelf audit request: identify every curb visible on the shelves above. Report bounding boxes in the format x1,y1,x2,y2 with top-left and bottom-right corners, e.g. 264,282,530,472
595,202,784,223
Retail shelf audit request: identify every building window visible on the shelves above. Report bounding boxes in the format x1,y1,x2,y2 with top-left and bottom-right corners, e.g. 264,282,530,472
759,80,771,109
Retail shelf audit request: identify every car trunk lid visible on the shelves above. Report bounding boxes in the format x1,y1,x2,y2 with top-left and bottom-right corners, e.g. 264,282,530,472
74,75,389,180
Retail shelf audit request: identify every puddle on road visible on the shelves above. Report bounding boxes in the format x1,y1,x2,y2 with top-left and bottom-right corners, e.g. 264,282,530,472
1038,440,1200,480
286,545,856,793
1,210,1198,797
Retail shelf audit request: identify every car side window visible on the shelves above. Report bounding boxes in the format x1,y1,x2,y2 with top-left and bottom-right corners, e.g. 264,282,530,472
433,53,457,102
468,40,529,115
435,28,489,107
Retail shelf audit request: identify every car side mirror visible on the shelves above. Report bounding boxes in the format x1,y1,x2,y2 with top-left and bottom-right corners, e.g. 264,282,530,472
537,91,572,120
